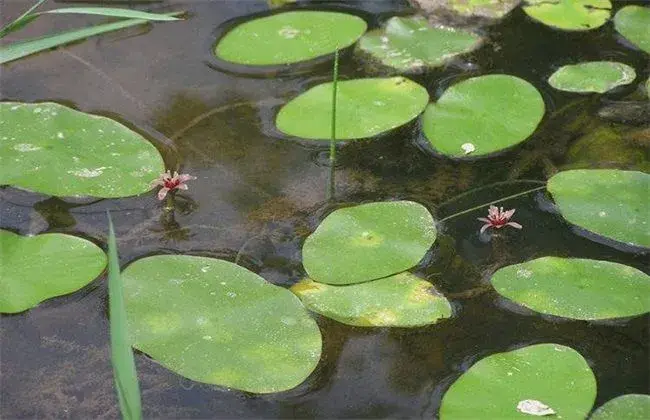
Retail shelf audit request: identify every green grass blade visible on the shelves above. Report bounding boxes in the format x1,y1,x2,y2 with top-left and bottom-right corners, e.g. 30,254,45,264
40,7,181,21
0,11,182,64
107,213,142,420
0,0,48,38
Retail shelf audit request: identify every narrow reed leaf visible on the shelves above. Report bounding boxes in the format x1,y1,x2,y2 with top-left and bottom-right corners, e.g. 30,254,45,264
0,0,48,38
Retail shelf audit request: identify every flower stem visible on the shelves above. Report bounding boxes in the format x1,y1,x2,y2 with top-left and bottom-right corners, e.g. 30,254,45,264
327,49,339,200
439,185,547,223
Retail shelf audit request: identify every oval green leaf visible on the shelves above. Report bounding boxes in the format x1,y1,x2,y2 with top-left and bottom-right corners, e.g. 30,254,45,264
356,16,482,72
523,0,612,31
591,394,650,420
276,77,429,140
291,273,452,327
122,255,322,393
303,201,436,285
547,169,650,248
422,74,545,157
0,102,164,198
491,257,650,320
548,61,636,93
614,6,650,54
0,230,106,313
440,343,597,419
214,11,367,65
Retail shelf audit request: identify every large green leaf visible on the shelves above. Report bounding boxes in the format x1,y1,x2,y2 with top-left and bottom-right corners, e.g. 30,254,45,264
276,77,429,140
0,12,182,64
122,255,322,394
107,215,142,420
548,61,636,93
214,11,367,65
0,229,106,313
591,394,650,420
440,344,597,419
291,273,452,327
491,257,650,320
547,169,650,248
614,6,650,54
422,74,544,157
0,102,165,198
302,201,437,285
522,0,612,31
356,16,482,72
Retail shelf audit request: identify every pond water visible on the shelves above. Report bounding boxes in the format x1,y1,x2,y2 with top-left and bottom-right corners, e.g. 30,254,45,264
1,0,648,418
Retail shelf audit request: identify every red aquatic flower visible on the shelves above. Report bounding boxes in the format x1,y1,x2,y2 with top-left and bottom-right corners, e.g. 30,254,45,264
151,170,196,200
477,205,522,234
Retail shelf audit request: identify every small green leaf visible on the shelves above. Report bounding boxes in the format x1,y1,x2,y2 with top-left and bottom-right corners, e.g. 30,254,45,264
0,102,165,198
356,15,482,73
547,169,650,248
276,77,429,140
0,12,181,64
0,229,106,313
302,201,437,285
292,273,452,327
614,6,650,54
491,257,650,320
548,61,636,93
214,11,367,65
107,214,142,420
523,0,612,31
422,74,545,157
440,343,596,420
591,394,650,420
122,255,322,394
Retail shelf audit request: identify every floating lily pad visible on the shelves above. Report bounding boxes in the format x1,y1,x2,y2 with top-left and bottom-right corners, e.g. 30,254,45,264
214,11,367,65
614,6,650,54
122,255,321,393
291,273,452,327
522,0,612,31
0,230,106,313
276,77,429,140
356,16,482,72
421,74,544,157
591,394,650,420
440,343,596,419
0,102,164,198
302,201,436,285
547,169,650,248
548,61,636,93
491,257,650,320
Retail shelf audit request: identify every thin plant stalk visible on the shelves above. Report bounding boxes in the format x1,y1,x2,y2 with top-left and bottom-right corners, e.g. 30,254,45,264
327,49,339,199
107,212,143,420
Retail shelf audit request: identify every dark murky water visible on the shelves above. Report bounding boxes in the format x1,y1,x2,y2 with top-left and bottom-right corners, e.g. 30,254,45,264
1,0,648,418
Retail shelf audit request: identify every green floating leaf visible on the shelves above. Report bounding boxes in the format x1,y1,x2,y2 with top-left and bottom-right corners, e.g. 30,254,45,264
491,257,650,320
591,394,650,420
303,201,436,285
0,229,106,313
522,0,612,31
214,11,367,65
277,77,429,140
122,255,322,394
548,169,650,248
422,74,544,157
548,61,636,93
356,16,482,73
291,273,452,327
614,6,650,54
440,343,596,419
0,12,182,64
107,215,142,420
0,102,165,198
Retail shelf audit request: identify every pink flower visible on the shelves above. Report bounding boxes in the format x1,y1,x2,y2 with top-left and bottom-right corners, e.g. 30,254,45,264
477,205,522,234
151,171,196,200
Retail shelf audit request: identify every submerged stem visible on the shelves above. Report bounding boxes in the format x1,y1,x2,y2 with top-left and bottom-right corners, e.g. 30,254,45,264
439,185,546,223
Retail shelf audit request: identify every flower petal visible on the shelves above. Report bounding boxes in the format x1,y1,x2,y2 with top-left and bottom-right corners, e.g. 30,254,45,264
503,209,516,219
480,223,491,234
177,184,189,190
178,174,196,183
477,218,491,223
157,187,170,200
507,222,523,229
